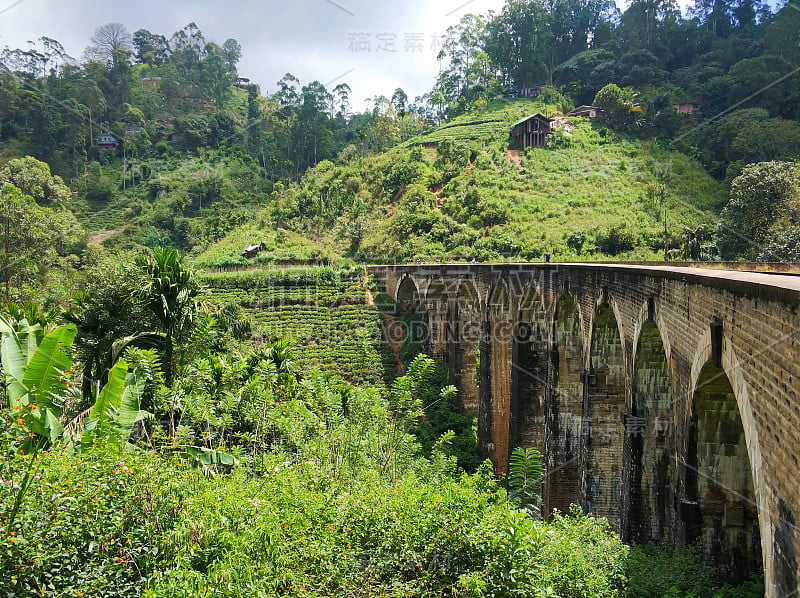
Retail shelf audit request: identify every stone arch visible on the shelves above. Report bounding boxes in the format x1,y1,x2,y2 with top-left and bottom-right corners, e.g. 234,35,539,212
424,279,449,362
629,320,675,543
686,359,763,584
687,335,774,592
451,280,481,413
393,276,426,362
585,303,627,530
545,294,584,517
486,281,511,330
511,288,548,459
395,276,420,312
480,282,514,472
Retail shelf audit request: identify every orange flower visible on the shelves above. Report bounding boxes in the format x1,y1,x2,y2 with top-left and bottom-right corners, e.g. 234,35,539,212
16,419,23,425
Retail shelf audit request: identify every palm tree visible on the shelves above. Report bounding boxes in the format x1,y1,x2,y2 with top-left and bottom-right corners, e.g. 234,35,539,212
131,247,205,385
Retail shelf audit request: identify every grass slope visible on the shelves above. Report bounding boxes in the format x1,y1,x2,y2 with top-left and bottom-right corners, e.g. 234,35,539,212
402,99,551,146
192,220,339,268
368,99,724,260
447,122,724,259
134,97,727,264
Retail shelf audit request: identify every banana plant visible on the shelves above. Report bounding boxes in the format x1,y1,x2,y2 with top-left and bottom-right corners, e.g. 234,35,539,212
0,317,75,445
77,360,150,452
1,318,76,527
1,317,151,450
1,317,152,526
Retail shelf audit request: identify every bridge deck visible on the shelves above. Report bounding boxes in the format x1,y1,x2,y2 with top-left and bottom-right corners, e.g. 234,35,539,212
370,263,800,303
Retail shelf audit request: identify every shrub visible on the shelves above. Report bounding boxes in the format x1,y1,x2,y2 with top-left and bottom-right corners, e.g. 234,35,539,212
596,224,637,255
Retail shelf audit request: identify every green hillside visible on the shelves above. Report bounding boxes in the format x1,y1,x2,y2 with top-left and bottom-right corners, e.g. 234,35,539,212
202,98,724,265
1,7,790,596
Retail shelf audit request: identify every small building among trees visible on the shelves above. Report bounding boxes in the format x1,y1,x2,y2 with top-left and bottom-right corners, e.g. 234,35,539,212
95,134,118,151
511,114,551,149
672,101,698,114
568,105,601,119
241,243,266,259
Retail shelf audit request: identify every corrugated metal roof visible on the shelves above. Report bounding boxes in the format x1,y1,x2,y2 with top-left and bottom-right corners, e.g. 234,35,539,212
511,113,549,127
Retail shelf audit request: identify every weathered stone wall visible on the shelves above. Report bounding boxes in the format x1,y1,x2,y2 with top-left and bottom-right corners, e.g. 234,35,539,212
371,263,800,597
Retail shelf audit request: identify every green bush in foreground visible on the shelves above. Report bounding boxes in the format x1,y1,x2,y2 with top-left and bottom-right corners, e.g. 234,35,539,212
1,439,629,598
0,442,766,598
0,311,763,598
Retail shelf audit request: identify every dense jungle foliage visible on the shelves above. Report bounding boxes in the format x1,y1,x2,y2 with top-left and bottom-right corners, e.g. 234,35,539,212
0,1,798,278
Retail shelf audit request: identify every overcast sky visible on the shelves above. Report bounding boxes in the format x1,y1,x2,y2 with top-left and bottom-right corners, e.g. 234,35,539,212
0,0,696,107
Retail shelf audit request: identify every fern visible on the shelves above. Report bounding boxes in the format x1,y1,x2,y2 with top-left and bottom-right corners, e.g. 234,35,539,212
507,446,544,518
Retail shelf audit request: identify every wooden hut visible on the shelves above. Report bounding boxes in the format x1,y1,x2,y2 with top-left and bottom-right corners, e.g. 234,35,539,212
511,114,551,149
242,243,266,259
95,134,118,151
567,105,601,119
672,101,698,114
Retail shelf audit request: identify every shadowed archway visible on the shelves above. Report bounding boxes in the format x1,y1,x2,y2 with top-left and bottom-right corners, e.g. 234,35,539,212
629,321,675,543
393,276,425,362
686,361,762,584
425,279,448,362
479,282,513,472
546,294,584,517
511,288,548,457
585,304,626,529
452,280,481,413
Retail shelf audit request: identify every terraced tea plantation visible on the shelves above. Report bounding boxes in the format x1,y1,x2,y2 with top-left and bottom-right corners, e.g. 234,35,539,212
200,267,397,386
407,118,509,145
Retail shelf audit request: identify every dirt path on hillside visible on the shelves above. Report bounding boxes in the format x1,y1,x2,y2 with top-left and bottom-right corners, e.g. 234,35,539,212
89,229,121,244
430,185,444,210
505,149,522,166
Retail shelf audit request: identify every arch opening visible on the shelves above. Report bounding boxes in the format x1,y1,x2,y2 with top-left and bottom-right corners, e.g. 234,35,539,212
452,281,481,413
629,321,675,544
425,280,448,362
545,294,583,517
396,277,420,314
585,305,626,530
479,283,513,472
687,361,762,585
394,277,426,363
511,289,547,459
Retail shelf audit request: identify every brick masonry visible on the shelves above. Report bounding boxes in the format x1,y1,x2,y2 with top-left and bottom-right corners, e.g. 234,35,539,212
369,262,800,597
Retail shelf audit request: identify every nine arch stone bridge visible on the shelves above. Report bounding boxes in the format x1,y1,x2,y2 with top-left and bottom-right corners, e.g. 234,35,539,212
368,262,800,597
